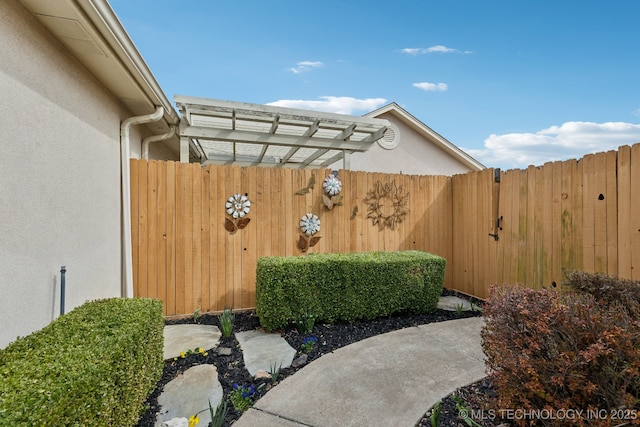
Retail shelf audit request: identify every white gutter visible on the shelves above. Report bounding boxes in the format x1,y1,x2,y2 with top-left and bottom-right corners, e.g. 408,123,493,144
142,126,177,160
121,106,164,298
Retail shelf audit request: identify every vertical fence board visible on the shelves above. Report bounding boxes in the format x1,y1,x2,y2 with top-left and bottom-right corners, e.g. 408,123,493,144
200,167,210,312
516,169,529,285
205,165,216,312
593,153,608,273
524,166,536,289
174,164,186,314
605,150,618,277
156,162,167,310
147,161,158,300
137,160,149,299
190,164,202,314
231,167,243,307
582,154,596,273
617,146,632,278
630,144,640,281
551,161,563,288
165,161,176,315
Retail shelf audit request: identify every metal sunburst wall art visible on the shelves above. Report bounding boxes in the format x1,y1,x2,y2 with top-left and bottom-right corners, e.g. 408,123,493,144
322,170,343,210
224,193,251,234
298,212,321,252
363,180,410,230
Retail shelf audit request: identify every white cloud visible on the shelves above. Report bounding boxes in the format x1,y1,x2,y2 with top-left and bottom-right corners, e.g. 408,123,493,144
413,82,448,92
401,45,471,55
289,61,323,74
267,96,387,115
466,121,640,170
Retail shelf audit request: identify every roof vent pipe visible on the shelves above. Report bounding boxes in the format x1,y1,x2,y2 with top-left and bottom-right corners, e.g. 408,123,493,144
142,125,177,160
120,106,164,298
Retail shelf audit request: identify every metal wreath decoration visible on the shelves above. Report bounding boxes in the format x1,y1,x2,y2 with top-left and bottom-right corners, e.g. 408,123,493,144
363,180,409,230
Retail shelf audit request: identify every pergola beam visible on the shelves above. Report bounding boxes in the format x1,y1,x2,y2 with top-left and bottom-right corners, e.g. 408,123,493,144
180,125,373,152
175,96,392,169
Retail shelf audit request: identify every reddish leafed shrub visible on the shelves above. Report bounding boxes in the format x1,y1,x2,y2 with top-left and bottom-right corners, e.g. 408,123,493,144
565,270,640,320
482,283,640,426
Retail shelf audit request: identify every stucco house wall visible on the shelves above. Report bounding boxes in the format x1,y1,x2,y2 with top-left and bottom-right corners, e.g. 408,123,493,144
0,0,172,348
332,105,483,176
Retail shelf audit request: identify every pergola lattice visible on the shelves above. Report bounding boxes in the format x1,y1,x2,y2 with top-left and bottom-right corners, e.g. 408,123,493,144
175,96,391,169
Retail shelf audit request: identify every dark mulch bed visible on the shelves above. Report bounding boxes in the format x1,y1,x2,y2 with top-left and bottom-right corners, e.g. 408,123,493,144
136,291,493,427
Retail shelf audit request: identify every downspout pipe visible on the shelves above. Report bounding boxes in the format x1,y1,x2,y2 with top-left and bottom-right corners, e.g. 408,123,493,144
142,125,176,160
120,106,164,298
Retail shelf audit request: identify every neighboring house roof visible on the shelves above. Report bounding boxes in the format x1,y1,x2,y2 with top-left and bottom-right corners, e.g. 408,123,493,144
365,103,485,172
17,0,179,141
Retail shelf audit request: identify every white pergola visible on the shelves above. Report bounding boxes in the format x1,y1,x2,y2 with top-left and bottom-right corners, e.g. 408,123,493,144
175,96,392,169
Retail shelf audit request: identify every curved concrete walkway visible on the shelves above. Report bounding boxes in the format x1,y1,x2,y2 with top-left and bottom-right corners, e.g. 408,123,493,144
233,316,486,427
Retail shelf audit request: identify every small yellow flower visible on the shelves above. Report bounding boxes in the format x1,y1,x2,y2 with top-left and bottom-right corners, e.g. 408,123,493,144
198,347,204,353
188,415,199,427
179,351,185,358
203,352,208,356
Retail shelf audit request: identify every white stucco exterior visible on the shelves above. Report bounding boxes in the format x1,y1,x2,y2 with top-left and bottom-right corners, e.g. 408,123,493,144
332,104,484,176
0,0,175,348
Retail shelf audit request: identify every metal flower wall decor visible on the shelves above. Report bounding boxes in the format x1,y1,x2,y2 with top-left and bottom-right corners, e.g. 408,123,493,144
224,193,251,234
363,180,410,230
298,212,321,252
322,170,343,210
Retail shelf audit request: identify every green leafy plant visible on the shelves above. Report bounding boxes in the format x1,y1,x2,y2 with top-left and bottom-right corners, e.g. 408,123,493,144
294,311,316,334
208,398,228,427
175,346,208,360
300,335,318,353
193,306,201,323
189,399,228,427
430,400,442,427
218,307,235,337
470,302,481,313
455,302,464,316
0,298,164,426
268,362,282,384
230,383,263,412
453,396,482,427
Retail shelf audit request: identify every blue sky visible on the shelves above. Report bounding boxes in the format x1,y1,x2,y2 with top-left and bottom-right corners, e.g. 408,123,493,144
109,0,640,170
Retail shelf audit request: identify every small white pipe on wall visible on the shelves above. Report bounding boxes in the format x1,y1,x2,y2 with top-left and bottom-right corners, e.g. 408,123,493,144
142,126,176,160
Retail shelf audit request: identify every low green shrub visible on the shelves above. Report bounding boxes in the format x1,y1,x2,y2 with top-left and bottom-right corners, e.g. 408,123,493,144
482,282,640,426
0,298,164,427
255,250,445,331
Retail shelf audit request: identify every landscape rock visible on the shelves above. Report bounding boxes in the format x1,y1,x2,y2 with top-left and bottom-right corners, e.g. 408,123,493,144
292,354,308,368
235,330,297,376
162,418,188,427
155,364,223,427
254,369,271,380
216,347,232,356
437,296,477,312
163,324,221,360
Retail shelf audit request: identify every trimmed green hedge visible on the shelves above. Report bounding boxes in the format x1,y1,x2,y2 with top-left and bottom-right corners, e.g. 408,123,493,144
256,250,446,330
0,298,164,426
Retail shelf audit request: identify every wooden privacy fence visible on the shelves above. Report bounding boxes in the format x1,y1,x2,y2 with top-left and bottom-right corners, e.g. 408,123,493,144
130,162,452,315
131,143,640,316
452,144,640,298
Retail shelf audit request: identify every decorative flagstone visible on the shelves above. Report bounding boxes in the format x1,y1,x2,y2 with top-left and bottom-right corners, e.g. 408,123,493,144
235,330,297,376
155,364,223,427
163,324,221,360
